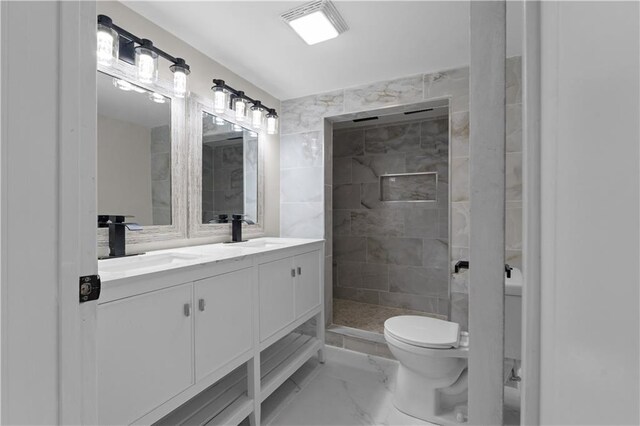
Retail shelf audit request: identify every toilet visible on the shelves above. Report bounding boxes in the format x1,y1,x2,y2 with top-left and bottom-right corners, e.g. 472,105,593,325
384,268,523,424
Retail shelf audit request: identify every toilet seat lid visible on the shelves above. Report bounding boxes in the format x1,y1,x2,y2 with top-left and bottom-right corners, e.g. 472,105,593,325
384,316,460,349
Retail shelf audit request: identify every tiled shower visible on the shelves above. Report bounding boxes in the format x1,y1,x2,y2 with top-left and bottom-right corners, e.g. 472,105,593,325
332,115,451,332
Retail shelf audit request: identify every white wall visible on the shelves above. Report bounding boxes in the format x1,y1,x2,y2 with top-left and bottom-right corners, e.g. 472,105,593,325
97,1,280,236
97,114,153,224
540,2,639,424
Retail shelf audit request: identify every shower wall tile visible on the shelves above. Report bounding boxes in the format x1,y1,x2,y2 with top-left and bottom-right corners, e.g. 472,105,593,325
505,205,523,251
450,111,470,157
405,154,448,180
506,56,522,105
421,118,449,150
403,209,438,238
367,237,423,266
333,286,379,305
351,154,406,184
379,292,447,316
333,184,362,210
506,153,523,201
336,262,389,291
280,131,323,169
364,122,421,154
451,157,470,202
280,167,323,203
344,74,423,113
451,202,470,248
280,202,323,238
333,210,351,235
151,153,171,181
450,292,469,331
333,129,365,157
506,250,523,271
333,157,352,185
325,255,333,326
506,104,522,153
424,66,469,112
333,236,367,262
389,265,448,297
350,210,404,237
280,90,344,134
422,238,449,268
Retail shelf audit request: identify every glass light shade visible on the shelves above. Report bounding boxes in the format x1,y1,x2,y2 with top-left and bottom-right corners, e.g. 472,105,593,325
251,106,264,130
233,97,248,122
267,114,278,135
149,92,167,104
97,24,119,65
213,87,228,114
173,69,188,98
135,46,158,84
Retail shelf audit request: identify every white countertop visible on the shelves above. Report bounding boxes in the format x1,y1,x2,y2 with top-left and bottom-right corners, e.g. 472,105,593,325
98,237,324,283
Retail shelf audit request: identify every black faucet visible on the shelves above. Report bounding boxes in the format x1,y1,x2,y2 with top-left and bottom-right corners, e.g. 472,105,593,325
98,215,143,258
231,214,255,243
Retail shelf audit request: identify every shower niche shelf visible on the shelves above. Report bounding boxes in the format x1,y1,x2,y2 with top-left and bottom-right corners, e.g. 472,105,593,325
379,172,438,203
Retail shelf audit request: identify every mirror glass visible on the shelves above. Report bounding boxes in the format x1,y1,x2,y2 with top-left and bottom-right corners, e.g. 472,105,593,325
201,112,258,225
97,71,172,226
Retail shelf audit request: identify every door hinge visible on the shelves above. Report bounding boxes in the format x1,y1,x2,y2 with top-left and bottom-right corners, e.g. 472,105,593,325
79,274,101,303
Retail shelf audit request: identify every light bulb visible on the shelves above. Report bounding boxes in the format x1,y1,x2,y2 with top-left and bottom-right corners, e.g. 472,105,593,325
173,69,187,98
135,41,158,84
97,24,118,66
170,59,190,98
213,87,227,113
266,112,278,135
233,97,247,122
251,104,264,130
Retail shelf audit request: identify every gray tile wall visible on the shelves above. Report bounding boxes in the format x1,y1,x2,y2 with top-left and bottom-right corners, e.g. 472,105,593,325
202,141,245,223
332,118,449,315
280,57,522,331
151,125,172,225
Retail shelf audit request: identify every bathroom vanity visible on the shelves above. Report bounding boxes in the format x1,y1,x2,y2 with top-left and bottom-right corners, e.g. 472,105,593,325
97,238,325,425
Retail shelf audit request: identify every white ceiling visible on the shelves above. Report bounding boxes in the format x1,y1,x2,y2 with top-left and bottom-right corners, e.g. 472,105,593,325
122,1,522,101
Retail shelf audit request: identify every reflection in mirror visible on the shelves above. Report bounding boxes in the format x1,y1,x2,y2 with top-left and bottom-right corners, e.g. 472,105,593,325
97,71,172,226
201,112,258,225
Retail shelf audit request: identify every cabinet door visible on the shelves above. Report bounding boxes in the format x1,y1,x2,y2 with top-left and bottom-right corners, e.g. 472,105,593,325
194,268,253,381
294,250,322,318
259,257,295,342
97,284,193,426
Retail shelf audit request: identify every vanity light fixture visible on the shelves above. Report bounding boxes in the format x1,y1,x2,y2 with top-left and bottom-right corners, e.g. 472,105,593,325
210,79,279,134
97,15,191,97
97,15,119,65
281,0,348,45
169,58,190,98
266,109,279,135
251,101,265,130
232,91,248,122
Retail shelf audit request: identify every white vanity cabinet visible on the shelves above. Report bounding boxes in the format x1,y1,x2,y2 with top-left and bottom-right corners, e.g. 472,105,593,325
258,250,322,343
97,239,324,426
97,283,194,426
194,267,253,381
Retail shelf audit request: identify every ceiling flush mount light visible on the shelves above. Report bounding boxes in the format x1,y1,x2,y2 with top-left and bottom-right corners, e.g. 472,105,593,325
97,15,191,95
281,0,348,45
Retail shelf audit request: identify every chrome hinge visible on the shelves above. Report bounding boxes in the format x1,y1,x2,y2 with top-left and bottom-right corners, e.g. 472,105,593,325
79,274,101,303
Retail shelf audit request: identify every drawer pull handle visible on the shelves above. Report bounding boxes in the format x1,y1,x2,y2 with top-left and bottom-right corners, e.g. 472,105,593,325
198,298,206,312
184,303,191,317
297,267,302,275
291,269,296,277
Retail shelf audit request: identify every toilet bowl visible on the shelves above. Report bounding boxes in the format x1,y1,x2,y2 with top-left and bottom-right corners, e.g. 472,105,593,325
384,316,469,424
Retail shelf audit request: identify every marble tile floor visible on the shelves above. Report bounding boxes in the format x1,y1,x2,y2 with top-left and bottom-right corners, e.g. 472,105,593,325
332,298,443,334
263,346,521,426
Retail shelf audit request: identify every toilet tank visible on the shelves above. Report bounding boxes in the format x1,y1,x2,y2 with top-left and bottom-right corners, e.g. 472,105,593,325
504,268,523,361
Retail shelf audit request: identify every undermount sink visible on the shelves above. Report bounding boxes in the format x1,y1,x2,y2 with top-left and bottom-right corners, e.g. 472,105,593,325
232,239,288,249
99,252,201,274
